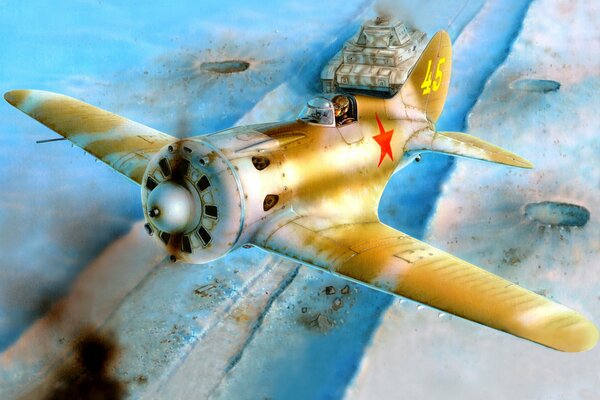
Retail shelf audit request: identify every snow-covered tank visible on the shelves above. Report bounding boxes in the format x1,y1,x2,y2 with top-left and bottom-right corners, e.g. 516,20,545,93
321,17,426,96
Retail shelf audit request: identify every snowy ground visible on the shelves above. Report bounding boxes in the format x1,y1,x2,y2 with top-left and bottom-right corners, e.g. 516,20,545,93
348,0,600,399
1,0,597,399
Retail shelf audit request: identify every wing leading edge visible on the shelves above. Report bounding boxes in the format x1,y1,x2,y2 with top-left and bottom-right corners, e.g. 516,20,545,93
4,90,176,185
255,219,598,352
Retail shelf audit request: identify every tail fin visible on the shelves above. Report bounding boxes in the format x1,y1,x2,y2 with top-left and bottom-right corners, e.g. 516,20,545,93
397,30,452,123
391,32,533,169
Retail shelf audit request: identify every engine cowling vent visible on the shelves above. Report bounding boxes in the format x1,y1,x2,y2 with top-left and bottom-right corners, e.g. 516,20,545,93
141,140,244,263
252,156,270,170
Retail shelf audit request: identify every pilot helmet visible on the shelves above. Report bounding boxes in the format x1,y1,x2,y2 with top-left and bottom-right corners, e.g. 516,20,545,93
332,95,350,117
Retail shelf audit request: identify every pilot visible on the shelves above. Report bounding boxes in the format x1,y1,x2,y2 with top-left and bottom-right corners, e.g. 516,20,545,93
332,95,354,126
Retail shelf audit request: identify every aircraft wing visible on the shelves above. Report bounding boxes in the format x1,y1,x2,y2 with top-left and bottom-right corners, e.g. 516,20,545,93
4,89,175,185
255,218,598,352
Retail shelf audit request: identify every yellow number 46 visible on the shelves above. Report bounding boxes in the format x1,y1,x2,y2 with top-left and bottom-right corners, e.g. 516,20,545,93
420,57,446,95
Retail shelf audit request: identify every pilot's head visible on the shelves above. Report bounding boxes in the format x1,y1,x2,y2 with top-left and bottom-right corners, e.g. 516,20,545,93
332,95,350,118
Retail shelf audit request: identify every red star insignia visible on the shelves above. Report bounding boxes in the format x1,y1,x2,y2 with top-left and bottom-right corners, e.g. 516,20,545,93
373,112,394,167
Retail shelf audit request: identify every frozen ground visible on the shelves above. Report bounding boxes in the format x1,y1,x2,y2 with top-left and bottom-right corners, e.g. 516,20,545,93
348,0,600,399
1,0,598,399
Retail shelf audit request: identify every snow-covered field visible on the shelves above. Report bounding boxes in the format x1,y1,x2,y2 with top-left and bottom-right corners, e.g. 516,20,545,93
348,0,600,399
1,0,598,398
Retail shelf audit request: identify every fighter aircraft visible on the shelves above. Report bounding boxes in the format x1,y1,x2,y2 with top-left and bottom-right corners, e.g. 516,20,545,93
5,31,598,352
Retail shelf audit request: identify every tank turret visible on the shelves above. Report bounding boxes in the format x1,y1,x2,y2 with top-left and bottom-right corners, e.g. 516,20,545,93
321,17,426,96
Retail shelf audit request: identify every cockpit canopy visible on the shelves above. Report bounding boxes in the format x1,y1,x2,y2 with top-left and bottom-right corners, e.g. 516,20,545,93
297,97,335,127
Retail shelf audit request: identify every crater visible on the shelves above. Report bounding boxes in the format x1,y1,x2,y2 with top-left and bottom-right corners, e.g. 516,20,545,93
524,201,590,227
510,79,560,93
199,60,251,74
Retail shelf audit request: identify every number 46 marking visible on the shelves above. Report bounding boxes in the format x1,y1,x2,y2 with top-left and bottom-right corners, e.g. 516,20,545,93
420,57,446,95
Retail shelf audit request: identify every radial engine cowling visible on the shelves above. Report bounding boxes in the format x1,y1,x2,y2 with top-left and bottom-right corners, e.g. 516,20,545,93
141,139,244,263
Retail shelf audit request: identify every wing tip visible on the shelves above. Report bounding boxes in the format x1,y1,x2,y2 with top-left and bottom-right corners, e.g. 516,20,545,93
511,155,534,169
5,89,63,110
537,313,599,353
4,89,31,108
560,318,599,353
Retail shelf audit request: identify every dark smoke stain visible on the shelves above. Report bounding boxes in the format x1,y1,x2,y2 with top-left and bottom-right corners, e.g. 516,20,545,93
199,60,251,74
44,330,125,400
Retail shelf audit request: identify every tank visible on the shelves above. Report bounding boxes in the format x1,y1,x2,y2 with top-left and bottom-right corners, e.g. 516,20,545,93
321,17,426,96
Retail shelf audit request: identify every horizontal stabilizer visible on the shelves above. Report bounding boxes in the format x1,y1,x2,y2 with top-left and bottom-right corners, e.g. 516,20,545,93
406,130,533,169
4,89,176,184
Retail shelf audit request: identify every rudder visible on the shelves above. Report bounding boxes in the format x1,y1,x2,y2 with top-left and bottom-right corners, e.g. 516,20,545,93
394,31,452,123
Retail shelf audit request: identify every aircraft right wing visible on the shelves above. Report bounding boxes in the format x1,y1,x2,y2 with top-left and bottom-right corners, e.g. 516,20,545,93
4,89,176,185
254,218,598,352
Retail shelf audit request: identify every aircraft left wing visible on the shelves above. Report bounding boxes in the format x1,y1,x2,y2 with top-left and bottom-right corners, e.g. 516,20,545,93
4,90,176,185
254,218,598,352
